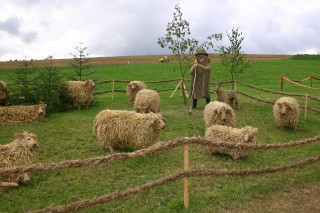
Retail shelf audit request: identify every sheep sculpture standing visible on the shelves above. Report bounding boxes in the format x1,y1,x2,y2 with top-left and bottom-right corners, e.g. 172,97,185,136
204,101,236,127
215,86,240,109
0,80,9,106
126,81,147,104
59,79,95,110
93,109,165,152
0,104,47,123
134,89,160,113
205,125,258,160
273,97,300,130
0,132,39,188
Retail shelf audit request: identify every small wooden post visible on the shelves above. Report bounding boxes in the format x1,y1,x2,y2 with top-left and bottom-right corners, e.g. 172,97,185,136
280,74,284,91
170,80,182,98
112,80,115,100
234,80,237,91
305,94,308,119
310,75,313,88
184,144,189,209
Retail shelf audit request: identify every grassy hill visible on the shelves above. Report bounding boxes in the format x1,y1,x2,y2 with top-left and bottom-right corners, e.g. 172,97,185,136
0,56,319,212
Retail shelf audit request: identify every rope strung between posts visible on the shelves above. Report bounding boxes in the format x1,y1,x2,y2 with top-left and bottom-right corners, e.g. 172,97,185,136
1,135,320,175
28,155,320,213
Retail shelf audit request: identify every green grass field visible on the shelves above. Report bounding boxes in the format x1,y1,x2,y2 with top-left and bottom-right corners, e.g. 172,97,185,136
0,58,320,212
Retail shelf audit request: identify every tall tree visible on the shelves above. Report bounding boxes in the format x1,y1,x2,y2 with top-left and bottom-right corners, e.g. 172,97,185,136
34,56,62,112
157,3,222,104
69,42,93,81
218,27,251,89
10,57,37,105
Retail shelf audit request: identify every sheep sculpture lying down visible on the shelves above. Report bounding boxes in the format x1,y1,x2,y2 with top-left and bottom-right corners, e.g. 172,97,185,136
93,109,165,152
205,125,258,160
0,104,47,123
204,101,236,127
0,132,39,188
273,97,300,130
134,89,160,113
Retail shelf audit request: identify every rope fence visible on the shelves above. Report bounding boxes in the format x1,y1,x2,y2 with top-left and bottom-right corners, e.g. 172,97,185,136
1,135,320,175
2,135,320,212
280,74,320,90
28,155,320,213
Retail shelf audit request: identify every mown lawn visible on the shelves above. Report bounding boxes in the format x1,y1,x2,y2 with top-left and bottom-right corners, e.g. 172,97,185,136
0,58,319,212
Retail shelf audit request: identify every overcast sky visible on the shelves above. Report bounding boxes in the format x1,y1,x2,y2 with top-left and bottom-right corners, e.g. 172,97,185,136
0,0,319,61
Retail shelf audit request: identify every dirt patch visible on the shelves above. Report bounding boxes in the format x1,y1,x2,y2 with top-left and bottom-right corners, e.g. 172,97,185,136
0,54,290,69
218,183,320,213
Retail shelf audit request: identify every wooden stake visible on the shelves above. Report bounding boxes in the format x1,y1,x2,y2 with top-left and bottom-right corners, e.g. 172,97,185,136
112,80,115,100
280,74,284,91
305,94,308,119
184,144,189,209
170,80,182,98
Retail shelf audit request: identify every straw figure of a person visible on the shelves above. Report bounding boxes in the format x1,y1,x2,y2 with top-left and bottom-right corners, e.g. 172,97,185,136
190,47,212,109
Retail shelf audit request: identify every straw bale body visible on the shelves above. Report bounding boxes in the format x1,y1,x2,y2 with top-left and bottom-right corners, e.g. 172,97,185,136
205,125,258,160
126,81,147,104
0,81,9,105
204,101,236,127
0,104,46,124
59,80,95,110
93,109,165,152
134,89,160,113
0,132,39,187
215,86,240,109
273,97,300,129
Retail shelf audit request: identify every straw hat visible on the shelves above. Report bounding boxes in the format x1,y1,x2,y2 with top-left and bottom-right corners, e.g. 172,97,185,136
195,47,208,56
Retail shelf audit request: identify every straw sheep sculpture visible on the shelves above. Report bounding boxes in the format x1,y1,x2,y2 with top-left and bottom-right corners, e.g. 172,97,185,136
273,97,300,130
0,104,47,124
205,125,258,160
126,81,147,104
204,101,236,127
59,79,95,110
93,109,165,152
0,80,9,105
134,89,160,113
0,132,39,188
214,86,240,109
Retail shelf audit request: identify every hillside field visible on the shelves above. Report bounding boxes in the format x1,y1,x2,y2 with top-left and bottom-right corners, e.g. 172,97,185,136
0,55,319,212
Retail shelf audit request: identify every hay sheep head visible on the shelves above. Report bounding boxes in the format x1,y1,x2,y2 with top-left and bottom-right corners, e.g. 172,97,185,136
240,126,258,143
148,114,165,131
85,79,96,90
37,104,47,121
277,102,292,116
13,132,39,152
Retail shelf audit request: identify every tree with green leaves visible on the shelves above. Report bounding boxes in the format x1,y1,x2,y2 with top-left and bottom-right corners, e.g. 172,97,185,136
9,57,37,105
157,3,222,104
69,42,93,81
34,56,62,112
218,27,251,89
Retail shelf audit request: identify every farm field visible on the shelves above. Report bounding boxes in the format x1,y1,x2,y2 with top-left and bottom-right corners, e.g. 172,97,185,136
0,55,320,212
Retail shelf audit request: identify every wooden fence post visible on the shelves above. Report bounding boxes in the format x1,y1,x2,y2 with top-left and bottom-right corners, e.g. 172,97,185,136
280,74,284,91
305,94,308,119
112,80,115,100
184,144,189,209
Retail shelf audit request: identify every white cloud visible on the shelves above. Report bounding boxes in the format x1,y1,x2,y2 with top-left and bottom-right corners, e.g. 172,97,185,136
0,0,320,61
